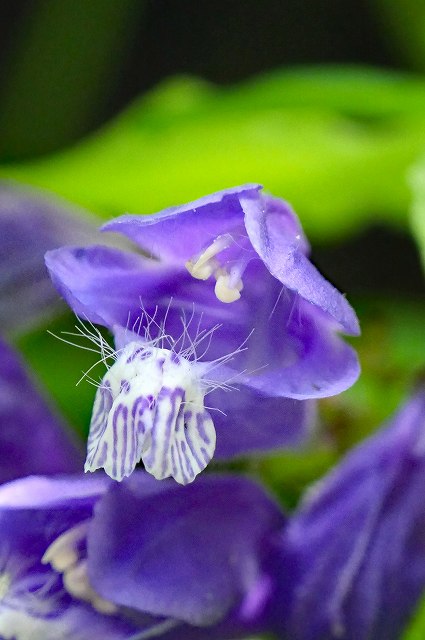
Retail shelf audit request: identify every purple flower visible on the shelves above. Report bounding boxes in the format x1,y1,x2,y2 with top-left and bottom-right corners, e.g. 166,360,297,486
45,185,360,484
0,475,140,639
274,388,425,640
0,183,98,336
0,472,284,639
0,338,83,483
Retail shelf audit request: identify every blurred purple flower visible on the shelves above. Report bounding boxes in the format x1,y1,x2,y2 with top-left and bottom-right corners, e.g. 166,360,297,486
45,185,359,484
0,475,140,639
274,388,425,640
0,338,83,483
0,472,283,639
0,183,99,336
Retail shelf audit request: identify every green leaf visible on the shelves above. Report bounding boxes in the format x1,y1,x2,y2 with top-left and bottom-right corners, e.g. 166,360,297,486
402,589,425,639
2,66,425,242
225,65,425,118
255,447,339,509
409,152,425,271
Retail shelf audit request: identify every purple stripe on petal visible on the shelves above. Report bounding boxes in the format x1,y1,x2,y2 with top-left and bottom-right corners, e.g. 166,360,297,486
120,406,128,480
112,405,120,480
196,412,211,445
184,426,204,470
97,441,108,467
171,444,178,478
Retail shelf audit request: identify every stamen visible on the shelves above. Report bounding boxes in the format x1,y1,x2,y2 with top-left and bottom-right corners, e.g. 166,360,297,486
41,521,89,573
0,573,10,600
128,619,181,640
215,271,243,303
185,231,253,302
185,234,232,280
63,560,118,614
42,522,118,615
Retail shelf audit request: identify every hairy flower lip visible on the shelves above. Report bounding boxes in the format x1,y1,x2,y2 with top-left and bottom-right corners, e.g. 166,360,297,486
84,339,217,485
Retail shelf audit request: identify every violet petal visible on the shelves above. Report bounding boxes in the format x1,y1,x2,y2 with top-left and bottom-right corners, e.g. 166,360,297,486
242,193,360,335
0,339,84,482
102,184,261,263
88,473,284,626
0,183,98,335
275,389,425,640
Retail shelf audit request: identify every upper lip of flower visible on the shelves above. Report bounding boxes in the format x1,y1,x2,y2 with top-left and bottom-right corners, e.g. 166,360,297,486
101,184,261,265
100,184,360,336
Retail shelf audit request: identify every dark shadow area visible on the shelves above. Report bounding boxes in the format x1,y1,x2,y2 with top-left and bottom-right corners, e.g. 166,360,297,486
0,0,401,158
313,224,425,297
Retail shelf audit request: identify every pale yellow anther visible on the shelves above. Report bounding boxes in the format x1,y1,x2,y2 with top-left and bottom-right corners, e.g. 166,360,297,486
41,521,89,572
42,520,118,616
186,235,232,280
214,273,243,303
63,561,92,600
92,594,120,615
63,560,119,615
185,257,218,280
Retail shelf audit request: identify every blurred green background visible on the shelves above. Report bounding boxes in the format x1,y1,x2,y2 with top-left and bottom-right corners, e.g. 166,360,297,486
1,0,425,509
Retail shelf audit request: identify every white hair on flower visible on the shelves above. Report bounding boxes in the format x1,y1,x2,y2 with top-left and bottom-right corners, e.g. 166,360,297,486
52,308,249,485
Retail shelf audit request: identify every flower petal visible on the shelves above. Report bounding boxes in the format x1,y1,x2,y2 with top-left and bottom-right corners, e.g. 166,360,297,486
0,474,142,640
45,244,242,333
0,183,98,335
210,383,315,459
102,184,261,263
0,339,84,482
88,473,285,626
0,474,109,510
141,387,216,485
46,245,357,469
275,389,425,640
242,192,360,335
236,289,360,400
45,245,176,328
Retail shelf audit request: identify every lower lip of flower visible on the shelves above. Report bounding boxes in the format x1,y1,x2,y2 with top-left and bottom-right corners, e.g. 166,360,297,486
85,341,216,485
